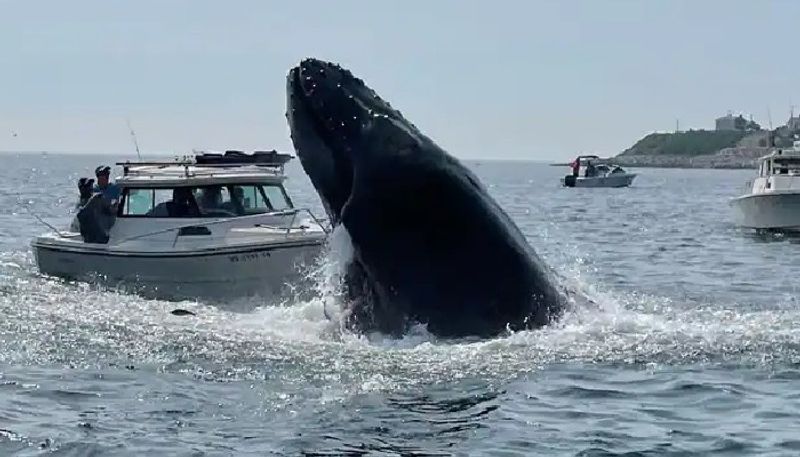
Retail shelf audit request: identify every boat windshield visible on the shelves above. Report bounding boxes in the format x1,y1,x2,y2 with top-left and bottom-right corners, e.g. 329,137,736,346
120,183,293,218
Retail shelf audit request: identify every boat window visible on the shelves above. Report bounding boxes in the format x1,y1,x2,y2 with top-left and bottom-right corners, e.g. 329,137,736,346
772,158,800,175
193,185,238,217
125,188,152,216
263,184,291,211
122,188,201,217
119,183,293,218
227,184,292,214
225,185,264,214
123,189,173,216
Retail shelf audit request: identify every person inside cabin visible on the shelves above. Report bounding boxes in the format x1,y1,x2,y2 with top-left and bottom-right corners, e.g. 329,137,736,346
197,186,223,212
585,161,596,178
197,185,240,216
221,186,246,214
149,188,198,217
169,187,199,217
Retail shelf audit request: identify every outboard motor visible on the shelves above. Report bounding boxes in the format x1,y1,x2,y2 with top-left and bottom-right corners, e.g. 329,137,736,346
563,175,576,187
77,193,115,244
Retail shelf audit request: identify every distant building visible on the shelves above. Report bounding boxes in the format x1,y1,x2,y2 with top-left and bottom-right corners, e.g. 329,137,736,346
716,114,742,131
715,113,760,132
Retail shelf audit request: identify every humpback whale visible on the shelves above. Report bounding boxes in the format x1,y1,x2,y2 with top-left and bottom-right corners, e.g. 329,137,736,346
286,58,567,338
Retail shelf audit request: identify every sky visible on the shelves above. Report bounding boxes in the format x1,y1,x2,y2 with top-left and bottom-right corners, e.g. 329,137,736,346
1,0,799,161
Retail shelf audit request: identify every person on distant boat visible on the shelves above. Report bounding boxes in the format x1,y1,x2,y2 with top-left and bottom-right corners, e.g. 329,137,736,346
585,161,596,178
571,158,580,177
93,165,121,206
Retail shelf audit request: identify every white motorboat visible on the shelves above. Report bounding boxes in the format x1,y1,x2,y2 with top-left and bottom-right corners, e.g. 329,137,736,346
561,155,636,188
730,142,800,231
31,150,330,301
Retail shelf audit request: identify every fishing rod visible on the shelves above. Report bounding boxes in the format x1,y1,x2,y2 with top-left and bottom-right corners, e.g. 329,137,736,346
126,119,142,160
20,204,68,238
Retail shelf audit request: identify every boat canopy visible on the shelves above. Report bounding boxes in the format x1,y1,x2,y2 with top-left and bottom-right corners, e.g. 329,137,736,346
115,150,294,187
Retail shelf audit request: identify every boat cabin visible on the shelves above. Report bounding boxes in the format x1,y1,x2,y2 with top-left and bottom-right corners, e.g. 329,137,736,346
67,150,326,246
751,146,800,193
115,150,295,219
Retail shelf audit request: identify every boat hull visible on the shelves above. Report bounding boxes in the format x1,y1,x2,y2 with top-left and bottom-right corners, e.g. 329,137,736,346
730,192,800,231
562,173,636,188
32,239,325,302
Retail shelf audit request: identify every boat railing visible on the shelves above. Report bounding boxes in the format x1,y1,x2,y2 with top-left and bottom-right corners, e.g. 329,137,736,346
250,208,332,236
111,208,330,247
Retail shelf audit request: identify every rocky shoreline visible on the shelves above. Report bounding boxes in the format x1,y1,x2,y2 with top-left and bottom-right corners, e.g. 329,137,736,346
550,147,769,169
608,147,768,169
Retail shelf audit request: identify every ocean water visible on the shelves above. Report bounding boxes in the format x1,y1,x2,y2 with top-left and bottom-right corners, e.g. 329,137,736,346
1,152,799,456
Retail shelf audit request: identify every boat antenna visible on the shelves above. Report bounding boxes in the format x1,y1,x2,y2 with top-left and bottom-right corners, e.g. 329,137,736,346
126,119,142,160
767,106,773,130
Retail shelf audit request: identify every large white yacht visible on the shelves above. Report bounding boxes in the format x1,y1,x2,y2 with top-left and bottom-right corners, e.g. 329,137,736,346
730,141,800,231
31,150,329,301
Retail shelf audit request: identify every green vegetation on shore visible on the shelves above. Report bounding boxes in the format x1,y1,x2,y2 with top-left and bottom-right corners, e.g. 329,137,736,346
617,130,748,157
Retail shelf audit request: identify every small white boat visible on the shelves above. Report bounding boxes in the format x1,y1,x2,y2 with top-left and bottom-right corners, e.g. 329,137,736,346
730,142,800,232
31,150,329,301
561,155,636,188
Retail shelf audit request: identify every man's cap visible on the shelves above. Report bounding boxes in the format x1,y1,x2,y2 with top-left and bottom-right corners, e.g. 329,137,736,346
95,165,111,176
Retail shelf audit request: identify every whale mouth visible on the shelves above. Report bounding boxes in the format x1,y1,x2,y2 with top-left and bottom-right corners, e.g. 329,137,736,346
287,60,360,222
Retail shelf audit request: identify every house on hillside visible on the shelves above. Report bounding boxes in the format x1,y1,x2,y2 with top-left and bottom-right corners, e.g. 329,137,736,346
715,113,761,132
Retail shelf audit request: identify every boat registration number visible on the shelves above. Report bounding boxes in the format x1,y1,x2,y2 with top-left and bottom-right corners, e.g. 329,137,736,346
228,251,271,263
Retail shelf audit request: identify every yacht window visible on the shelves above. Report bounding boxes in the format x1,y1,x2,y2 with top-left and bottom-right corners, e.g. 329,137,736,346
263,185,291,211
